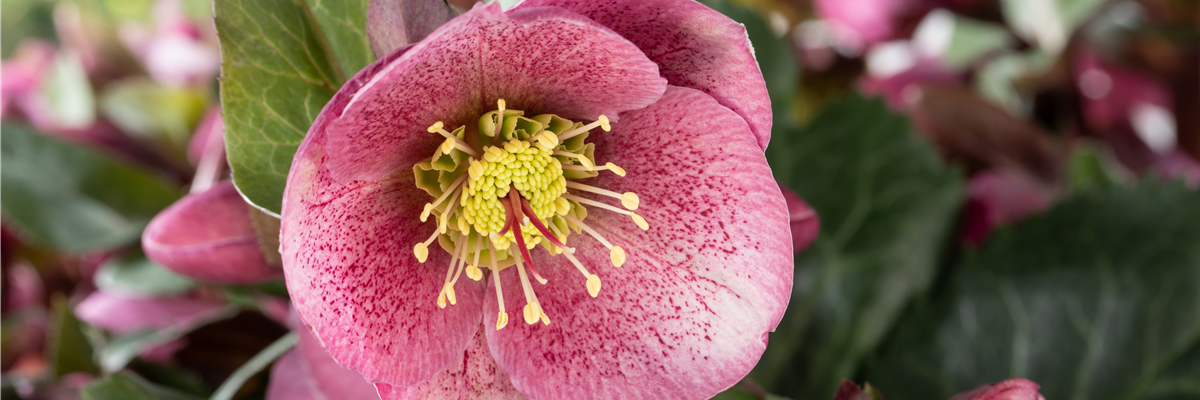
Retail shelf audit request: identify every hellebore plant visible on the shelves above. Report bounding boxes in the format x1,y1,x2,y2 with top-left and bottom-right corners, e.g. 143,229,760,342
280,1,795,399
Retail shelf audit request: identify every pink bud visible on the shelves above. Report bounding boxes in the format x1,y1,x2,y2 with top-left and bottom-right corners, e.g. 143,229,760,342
142,181,282,283
948,378,1045,400
961,169,1052,245
781,187,820,252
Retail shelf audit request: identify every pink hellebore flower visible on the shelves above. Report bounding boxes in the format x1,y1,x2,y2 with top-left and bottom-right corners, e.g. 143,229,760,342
74,291,224,362
143,181,282,283
120,0,220,88
280,1,792,399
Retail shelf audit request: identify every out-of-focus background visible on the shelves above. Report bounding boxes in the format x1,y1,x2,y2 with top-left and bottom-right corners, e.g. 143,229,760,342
1,0,1198,399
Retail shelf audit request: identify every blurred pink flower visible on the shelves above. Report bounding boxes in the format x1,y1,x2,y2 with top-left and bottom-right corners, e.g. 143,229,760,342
815,0,911,48
961,169,1052,245
120,0,220,88
74,290,224,362
948,378,1045,400
782,187,820,252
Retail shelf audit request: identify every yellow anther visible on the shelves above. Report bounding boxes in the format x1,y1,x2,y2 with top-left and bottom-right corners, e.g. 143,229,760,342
536,131,559,150
440,138,456,154
457,214,469,233
586,274,601,297
578,155,594,170
496,310,509,330
437,291,447,309
444,282,457,305
598,115,610,131
523,302,541,325
621,192,639,210
606,162,626,176
427,121,444,133
631,213,649,230
420,203,434,222
468,160,484,181
554,197,571,215
498,99,506,110
413,242,429,263
483,147,502,162
610,246,626,267
466,265,483,281
541,313,550,325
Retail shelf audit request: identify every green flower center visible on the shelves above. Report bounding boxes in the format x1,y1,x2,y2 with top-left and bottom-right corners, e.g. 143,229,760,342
409,100,649,330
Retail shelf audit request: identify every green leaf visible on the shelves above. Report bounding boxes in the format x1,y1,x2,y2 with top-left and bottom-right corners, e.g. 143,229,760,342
755,96,964,399
0,123,180,252
99,305,239,372
48,293,100,376
81,373,205,400
863,183,1200,400
304,0,373,76
1001,0,1107,53
215,0,348,214
1,0,56,58
95,256,196,298
939,14,1013,69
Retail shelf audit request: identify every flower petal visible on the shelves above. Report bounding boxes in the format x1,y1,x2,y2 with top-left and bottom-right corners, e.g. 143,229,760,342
283,102,486,387
266,351,328,400
74,291,223,335
366,0,457,58
142,181,281,283
484,86,792,400
513,0,773,149
321,3,666,182
948,378,1044,400
295,322,383,399
375,325,525,400
782,187,820,253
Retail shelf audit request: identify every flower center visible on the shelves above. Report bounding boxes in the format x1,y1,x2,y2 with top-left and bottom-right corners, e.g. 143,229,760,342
411,100,649,330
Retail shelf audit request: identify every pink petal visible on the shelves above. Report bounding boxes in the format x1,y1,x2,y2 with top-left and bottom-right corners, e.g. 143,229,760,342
74,291,223,334
321,3,666,182
484,86,792,400
815,0,908,45
781,187,820,253
514,0,773,149
366,0,456,57
187,107,224,166
267,351,330,400
860,58,958,110
375,326,524,400
296,318,383,399
282,47,487,385
960,169,1051,245
948,378,1044,400
0,39,56,118
142,181,282,283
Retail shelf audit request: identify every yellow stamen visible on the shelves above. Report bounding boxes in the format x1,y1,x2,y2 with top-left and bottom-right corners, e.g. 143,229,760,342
557,115,610,141
564,214,613,248
466,265,483,281
631,213,649,230
610,246,626,267
488,240,509,330
605,162,625,176
523,302,541,325
428,121,480,158
586,274,601,297
444,281,457,305
553,150,594,170
420,203,435,222
563,193,632,217
561,162,625,176
534,131,559,150
413,242,430,263
565,181,639,210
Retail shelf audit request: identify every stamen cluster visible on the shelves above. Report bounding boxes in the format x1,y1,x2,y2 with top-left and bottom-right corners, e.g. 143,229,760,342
411,100,649,330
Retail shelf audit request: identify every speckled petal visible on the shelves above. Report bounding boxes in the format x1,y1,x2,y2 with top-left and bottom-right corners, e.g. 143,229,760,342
948,378,1044,400
375,325,525,400
322,3,666,182
282,45,487,388
142,181,281,283
483,86,792,400
513,0,772,149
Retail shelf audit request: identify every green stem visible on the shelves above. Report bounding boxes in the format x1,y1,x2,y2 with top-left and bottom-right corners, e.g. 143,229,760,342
209,332,297,400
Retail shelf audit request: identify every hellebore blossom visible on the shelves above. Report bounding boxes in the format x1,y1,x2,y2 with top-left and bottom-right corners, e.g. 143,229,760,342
280,1,794,399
